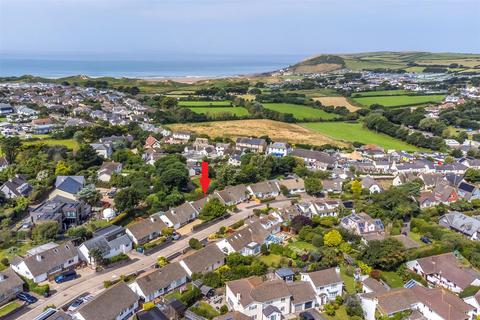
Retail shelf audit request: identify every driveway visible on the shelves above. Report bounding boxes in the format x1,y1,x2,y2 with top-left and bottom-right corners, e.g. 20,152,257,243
16,199,291,320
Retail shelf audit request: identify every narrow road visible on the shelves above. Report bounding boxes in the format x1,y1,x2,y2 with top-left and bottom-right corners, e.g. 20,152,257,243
16,200,291,320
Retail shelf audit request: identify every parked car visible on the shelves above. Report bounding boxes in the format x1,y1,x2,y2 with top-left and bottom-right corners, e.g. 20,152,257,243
17,292,38,304
67,295,93,312
55,270,77,284
172,231,181,240
299,312,315,320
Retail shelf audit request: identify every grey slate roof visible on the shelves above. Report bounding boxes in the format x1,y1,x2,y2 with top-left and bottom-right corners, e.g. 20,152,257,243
134,262,187,297
11,241,77,278
76,281,138,320
181,245,225,274
439,211,480,238
55,176,85,194
0,267,24,295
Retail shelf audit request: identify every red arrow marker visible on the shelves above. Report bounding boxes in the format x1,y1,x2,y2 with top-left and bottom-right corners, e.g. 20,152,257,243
199,161,211,195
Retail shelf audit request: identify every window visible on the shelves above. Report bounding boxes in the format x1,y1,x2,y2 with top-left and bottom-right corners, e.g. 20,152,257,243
281,298,285,302
249,305,257,310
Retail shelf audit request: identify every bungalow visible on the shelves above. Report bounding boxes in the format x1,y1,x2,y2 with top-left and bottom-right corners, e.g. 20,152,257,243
360,285,476,320
0,267,24,306
360,176,383,194
433,183,458,204
50,176,85,200
129,262,188,302
215,143,231,157
439,212,480,241
160,201,199,229
266,142,291,157
74,282,139,320
126,213,168,245
97,161,123,182
0,174,32,199
216,217,280,256
308,199,343,217
11,241,79,283
417,191,438,209
322,178,343,194
78,225,133,266
279,177,305,194
236,137,267,154
247,180,280,199
406,253,480,293
179,244,225,276
300,267,343,305
90,142,113,159
214,184,250,206
290,148,336,170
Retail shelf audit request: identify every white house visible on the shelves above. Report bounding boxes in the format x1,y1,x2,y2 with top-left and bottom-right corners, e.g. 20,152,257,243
78,225,132,267
300,267,343,305
266,142,291,157
360,285,476,320
406,253,480,293
179,244,225,277
10,241,79,283
128,262,188,302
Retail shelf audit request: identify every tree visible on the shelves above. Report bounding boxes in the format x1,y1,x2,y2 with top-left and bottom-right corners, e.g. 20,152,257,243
0,137,21,163
351,180,362,199
161,227,174,237
465,168,480,183
75,144,102,169
89,247,104,267
55,160,72,176
77,186,101,206
290,215,312,233
312,234,324,247
32,221,59,243
324,230,343,247
157,256,169,267
361,238,406,270
345,295,363,317
189,238,203,250
199,198,228,221
114,188,141,212
305,176,323,196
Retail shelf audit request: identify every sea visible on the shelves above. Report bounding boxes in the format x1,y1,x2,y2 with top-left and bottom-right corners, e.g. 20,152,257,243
0,54,302,79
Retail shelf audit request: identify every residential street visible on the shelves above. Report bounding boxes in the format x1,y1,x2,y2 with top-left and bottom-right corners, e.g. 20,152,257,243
15,200,291,320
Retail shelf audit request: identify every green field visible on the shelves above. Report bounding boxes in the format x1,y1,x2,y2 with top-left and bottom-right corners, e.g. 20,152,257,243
178,100,232,107
23,138,79,150
302,122,423,151
187,106,249,117
352,90,411,97
352,94,445,108
262,103,338,120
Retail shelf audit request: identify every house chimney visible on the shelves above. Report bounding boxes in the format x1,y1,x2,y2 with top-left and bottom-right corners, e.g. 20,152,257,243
0,274,5,281
335,266,340,274
36,255,43,262
236,293,241,302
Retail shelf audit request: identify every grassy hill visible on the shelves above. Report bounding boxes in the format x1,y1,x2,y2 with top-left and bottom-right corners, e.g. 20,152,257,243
288,51,480,74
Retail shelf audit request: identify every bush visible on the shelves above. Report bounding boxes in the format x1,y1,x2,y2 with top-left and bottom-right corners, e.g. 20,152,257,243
459,285,480,298
231,219,245,229
21,276,50,296
189,238,203,250
104,253,129,265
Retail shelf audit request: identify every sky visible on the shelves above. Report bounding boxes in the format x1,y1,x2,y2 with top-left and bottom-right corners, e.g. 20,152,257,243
1,0,479,59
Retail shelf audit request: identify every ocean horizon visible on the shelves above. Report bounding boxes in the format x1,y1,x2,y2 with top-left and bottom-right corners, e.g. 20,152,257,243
0,54,302,78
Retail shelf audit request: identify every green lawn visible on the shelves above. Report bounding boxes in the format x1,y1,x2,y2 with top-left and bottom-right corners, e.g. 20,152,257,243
187,106,249,117
178,100,232,107
190,301,220,319
22,138,79,150
302,122,423,151
323,305,349,320
340,266,356,294
352,90,411,97
0,301,23,317
258,254,283,267
351,94,445,108
262,103,338,120
381,271,404,288
288,241,317,253
0,242,34,263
